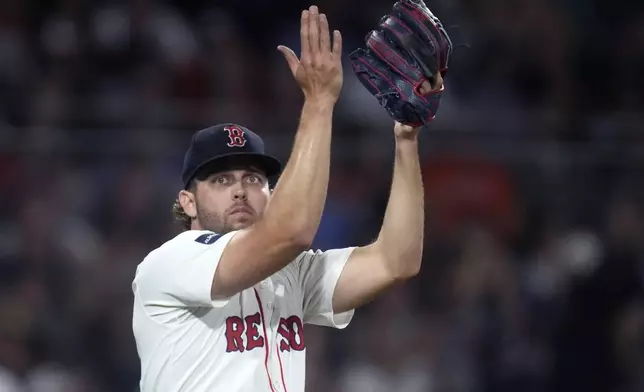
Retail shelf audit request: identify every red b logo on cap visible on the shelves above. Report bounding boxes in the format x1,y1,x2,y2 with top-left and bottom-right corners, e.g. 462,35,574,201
224,125,247,147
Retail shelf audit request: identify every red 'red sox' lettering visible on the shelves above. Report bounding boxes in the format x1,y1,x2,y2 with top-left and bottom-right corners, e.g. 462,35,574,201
225,316,245,352
245,314,264,350
277,316,305,352
224,314,305,353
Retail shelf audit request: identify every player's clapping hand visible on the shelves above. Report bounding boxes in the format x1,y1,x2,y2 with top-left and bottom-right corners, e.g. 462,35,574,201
278,5,343,104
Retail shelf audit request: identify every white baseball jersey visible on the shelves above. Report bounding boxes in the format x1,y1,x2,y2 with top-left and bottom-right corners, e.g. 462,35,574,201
132,230,356,392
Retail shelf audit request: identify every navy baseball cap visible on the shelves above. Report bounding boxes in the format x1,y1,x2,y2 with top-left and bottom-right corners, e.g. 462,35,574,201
181,123,283,189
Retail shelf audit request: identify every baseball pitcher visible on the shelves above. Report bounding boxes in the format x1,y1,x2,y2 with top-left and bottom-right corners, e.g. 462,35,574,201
132,2,452,391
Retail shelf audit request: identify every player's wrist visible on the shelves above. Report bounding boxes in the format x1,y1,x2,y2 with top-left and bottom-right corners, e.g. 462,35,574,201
394,133,419,148
394,123,421,142
303,95,336,113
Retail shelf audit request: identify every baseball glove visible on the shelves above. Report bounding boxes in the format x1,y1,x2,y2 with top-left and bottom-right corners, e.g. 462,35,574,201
349,0,453,126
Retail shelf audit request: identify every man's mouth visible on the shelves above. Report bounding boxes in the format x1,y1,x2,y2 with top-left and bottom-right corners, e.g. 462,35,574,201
229,206,253,215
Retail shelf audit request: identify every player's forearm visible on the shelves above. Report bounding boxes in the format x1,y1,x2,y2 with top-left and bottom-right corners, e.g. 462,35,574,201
214,99,335,297
374,136,424,278
262,98,334,245
213,99,336,298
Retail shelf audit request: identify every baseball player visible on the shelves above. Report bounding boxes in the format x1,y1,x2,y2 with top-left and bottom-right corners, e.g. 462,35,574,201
132,2,450,391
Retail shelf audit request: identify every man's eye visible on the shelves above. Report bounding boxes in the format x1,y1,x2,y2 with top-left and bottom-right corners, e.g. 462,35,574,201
246,175,265,184
213,176,228,184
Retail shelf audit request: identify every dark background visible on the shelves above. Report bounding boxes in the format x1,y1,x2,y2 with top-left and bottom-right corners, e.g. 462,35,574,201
0,0,643,391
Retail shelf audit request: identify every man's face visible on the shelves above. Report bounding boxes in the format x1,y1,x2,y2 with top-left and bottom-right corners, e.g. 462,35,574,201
180,167,270,233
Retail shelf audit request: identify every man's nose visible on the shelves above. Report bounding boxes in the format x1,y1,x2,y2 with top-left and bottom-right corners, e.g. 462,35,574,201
232,185,247,200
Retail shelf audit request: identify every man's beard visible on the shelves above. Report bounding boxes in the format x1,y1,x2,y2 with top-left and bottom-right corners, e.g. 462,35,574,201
194,201,229,233
195,202,254,234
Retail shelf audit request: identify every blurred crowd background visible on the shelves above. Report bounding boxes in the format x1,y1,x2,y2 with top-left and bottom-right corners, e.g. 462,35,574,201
1,0,643,391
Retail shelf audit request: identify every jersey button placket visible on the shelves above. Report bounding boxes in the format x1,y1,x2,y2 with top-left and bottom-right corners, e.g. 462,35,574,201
261,281,275,315
260,280,282,391
258,279,277,349
254,282,279,392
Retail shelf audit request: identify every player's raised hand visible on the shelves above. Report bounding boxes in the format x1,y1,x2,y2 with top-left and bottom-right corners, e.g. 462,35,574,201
393,77,442,139
278,5,343,104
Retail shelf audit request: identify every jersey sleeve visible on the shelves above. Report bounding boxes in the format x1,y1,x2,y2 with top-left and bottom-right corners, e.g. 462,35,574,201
296,247,357,329
134,230,238,309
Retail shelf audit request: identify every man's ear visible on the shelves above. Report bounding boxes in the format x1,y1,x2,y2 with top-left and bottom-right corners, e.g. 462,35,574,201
179,189,197,219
